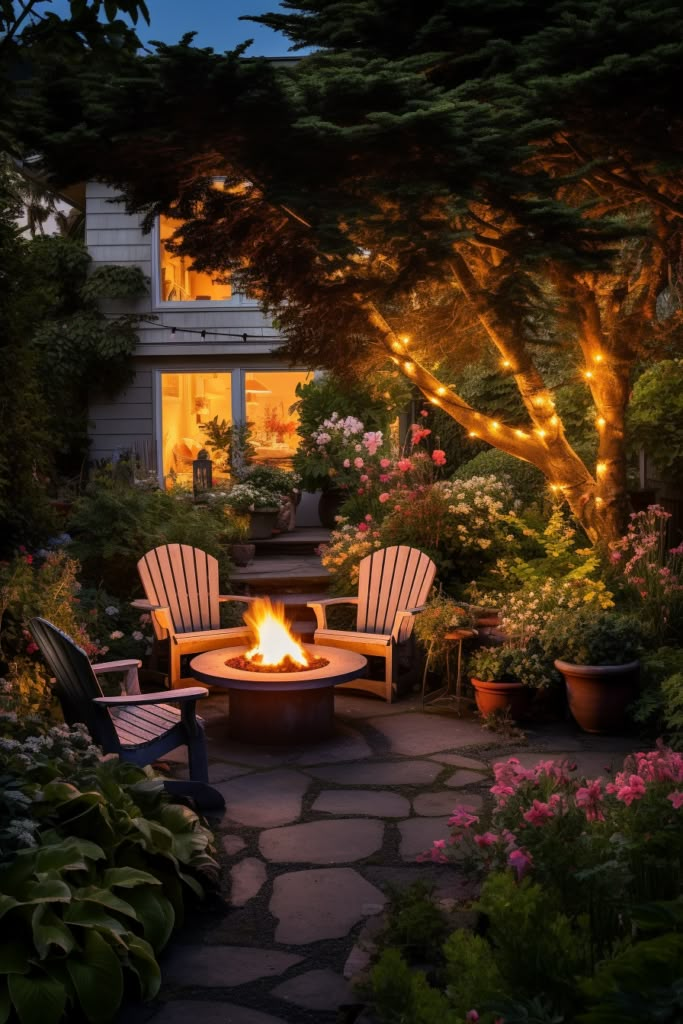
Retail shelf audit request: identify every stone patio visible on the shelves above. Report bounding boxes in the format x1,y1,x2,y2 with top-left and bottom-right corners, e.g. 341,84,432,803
123,691,640,1024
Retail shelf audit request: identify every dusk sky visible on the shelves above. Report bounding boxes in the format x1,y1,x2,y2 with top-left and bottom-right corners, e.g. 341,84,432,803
49,0,300,56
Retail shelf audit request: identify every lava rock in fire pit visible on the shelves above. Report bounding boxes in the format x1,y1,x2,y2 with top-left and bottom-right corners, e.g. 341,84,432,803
225,654,330,674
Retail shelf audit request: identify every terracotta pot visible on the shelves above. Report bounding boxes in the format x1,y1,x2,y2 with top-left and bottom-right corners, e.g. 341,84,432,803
554,659,640,734
471,677,532,720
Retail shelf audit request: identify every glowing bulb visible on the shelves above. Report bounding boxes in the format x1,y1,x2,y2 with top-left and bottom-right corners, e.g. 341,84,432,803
390,356,399,365
536,428,547,438
501,359,512,369
401,335,411,346
584,370,594,380
392,341,403,353
515,429,527,438
550,484,560,492
468,431,478,438
595,496,604,506
596,416,606,429
429,397,440,405
596,461,607,475
437,386,446,396
491,420,500,431
593,353,604,363
404,361,414,373
550,415,558,426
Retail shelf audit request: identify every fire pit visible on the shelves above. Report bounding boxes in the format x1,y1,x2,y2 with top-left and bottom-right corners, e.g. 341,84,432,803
189,598,367,743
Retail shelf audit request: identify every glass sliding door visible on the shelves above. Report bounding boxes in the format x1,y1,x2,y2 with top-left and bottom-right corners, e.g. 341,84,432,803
160,372,232,485
246,371,310,467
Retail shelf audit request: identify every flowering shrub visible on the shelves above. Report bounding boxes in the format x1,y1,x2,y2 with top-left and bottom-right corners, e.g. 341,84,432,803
222,481,282,512
423,746,683,914
609,505,683,642
76,589,156,662
318,516,383,595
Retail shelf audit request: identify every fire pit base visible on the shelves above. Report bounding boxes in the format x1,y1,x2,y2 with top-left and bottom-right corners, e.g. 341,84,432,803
229,686,334,744
190,644,368,746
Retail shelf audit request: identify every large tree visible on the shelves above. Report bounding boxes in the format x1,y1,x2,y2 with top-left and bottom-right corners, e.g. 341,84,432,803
24,0,683,543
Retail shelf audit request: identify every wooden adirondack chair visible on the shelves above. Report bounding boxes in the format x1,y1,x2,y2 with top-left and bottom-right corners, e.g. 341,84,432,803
308,545,437,702
136,544,254,689
29,617,210,783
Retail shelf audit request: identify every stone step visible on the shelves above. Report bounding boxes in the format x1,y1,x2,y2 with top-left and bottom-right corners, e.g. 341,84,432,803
254,527,330,558
231,556,331,595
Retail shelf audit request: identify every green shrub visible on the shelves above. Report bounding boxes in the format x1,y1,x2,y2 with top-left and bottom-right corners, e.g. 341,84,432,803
369,948,455,1024
0,723,217,1024
633,647,683,746
453,448,546,508
379,882,451,965
442,928,505,1020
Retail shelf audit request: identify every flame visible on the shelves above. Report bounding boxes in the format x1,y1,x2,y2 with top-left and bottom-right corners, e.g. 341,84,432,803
244,597,308,668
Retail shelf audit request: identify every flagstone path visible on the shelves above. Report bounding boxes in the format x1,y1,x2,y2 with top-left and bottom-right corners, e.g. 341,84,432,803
123,693,639,1024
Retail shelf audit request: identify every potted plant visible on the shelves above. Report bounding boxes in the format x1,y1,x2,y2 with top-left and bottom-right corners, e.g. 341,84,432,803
238,464,301,531
224,483,282,539
552,608,643,734
468,645,532,720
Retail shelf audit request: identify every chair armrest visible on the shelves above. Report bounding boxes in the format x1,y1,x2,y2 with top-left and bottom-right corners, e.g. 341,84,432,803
218,595,255,604
130,598,172,633
94,686,208,707
391,606,427,643
307,597,359,630
92,659,142,695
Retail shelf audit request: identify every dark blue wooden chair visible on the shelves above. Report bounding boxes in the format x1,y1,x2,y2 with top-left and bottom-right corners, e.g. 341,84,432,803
29,617,210,783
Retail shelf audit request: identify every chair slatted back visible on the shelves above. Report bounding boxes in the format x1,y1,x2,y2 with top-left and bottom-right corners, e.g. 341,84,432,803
356,546,436,641
29,617,119,751
137,545,221,637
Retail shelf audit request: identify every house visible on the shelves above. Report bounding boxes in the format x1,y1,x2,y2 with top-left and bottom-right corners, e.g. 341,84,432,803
86,181,313,491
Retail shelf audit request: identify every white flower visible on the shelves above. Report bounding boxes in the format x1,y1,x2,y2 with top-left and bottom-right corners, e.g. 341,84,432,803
105,606,119,616
109,631,124,640
132,631,144,641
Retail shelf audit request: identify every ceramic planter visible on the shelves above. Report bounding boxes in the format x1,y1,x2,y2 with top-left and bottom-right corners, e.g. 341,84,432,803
248,508,279,540
554,659,640,734
230,542,255,567
471,677,532,720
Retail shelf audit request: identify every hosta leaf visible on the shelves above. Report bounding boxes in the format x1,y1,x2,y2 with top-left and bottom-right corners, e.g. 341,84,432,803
63,902,128,937
21,880,71,905
31,905,75,960
73,886,139,920
34,838,105,874
8,971,67,1024
122,887,174,951
0,896,18,923
131,818,174,852
101,867,161,889
67,930,123,1024
0,943,30,975
124,935,161,1001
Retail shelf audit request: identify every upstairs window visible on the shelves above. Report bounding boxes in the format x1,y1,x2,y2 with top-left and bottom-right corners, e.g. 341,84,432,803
159,214,233,303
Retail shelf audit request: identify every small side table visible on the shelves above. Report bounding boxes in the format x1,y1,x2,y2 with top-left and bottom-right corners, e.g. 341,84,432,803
422,628,478,713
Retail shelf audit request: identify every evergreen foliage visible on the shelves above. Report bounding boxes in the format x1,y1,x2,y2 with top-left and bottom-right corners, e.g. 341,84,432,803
16,0,683,542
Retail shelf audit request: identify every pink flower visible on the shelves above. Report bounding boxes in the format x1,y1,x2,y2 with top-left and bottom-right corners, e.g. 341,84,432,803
357,488,364,495
609,550,622,562
474,831,498,848
397,458,412,472
354,457,364,469
668,791,683,809
379,474,390,483
358,523,368,533
360,474,369,482
448,806,480,828
380,458,391,468
410,425,431,446
379,492,390,503
343,458,351,468
431,449,447,466
466,1012,479,1022
523,800,556,826
365,514,373,521
508,848,533,879
614,774,647,805
576,779,605,821
420,409,429,417
26,641,38,655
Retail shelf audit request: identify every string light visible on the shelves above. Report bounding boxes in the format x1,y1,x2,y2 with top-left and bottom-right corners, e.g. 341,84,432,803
535,428,547,438
596,416,606,429
491,420,500,431
468,431,478,438
404,361,415,373
400,335,411,346
437,386,447,396
429,396,440,405
139,317,275,343
593,353,604,363
550,484,561,492
501,359,512,369
550,415,558,426
596,461,607,476
584,370,594,380
595,496,604,505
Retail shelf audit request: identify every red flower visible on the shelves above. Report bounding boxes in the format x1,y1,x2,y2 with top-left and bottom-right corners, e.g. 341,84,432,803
431,449,447,466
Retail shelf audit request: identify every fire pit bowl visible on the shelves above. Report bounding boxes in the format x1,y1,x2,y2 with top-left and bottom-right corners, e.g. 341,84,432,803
190,644,367,744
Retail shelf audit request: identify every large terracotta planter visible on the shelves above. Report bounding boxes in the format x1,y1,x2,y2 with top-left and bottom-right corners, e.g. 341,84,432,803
471,677,532,720
554,659,640,734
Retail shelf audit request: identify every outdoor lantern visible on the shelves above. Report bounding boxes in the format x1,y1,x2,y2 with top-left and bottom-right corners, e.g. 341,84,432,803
192,449,213,495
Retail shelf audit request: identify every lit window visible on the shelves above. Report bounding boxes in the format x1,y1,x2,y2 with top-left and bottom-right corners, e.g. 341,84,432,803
247,372,309,467
161,372,232,484
159,215,232,303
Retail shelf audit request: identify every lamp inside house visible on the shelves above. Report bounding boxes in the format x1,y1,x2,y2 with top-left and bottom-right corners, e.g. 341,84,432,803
245,378,271,394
